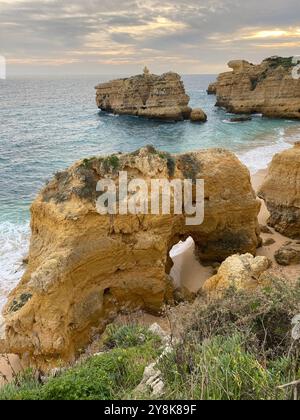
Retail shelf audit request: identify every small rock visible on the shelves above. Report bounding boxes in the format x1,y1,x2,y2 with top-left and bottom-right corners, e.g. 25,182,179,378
292,315,300,341
230,116,252,123
190,108,207,123
275,242,300,266
263,238,276,246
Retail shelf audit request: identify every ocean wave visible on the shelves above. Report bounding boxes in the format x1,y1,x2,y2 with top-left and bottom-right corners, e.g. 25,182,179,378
238,128,294,174
0,222,30,313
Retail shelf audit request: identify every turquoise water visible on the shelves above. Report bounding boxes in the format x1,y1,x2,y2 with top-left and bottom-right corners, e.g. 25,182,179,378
0,74,300,308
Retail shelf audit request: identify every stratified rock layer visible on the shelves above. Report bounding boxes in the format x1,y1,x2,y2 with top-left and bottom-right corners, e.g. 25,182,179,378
214,57,300,119
259,143,300,239
1,147,261,364
95,71,203,122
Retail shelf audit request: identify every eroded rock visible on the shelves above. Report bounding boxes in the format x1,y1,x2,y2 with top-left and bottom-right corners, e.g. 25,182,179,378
259,143,300,239
2,147,261,364
95,70,206,122
275,242,300,266
203,253,271,294
214,57,300,119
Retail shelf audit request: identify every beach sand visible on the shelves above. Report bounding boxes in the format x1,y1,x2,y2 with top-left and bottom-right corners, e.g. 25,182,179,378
0,168,299,385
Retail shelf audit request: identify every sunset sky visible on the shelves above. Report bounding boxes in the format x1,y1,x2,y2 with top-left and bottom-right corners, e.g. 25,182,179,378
1,0,300,75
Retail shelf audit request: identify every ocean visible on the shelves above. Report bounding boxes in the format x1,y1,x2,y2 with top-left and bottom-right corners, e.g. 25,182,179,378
0,74,300,310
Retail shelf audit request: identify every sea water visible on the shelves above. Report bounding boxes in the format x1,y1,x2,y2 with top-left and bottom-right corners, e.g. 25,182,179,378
0,74,299,310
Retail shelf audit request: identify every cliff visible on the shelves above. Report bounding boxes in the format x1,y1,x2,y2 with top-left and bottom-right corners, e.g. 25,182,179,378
258,143,300,239
1,147,261,364
95,70,207,122
212,57,300,119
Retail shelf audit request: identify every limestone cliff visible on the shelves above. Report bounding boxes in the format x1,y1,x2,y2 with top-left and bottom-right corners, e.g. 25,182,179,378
1,147,261,364
95,70,206,122
258,143,300,239
213,57,300,119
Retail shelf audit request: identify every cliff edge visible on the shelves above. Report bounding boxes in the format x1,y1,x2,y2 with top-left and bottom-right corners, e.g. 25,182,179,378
211,57,300,119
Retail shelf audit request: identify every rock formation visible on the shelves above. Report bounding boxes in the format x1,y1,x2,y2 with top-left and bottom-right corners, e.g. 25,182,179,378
258,143,300,239
275,241,300,266
203,254,271,295
190,108,207,123
207,82,217,95
213,57,300,119
1,147,261,364
95,70,206,122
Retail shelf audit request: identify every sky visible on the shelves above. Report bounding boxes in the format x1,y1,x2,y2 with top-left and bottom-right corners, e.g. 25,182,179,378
0,0,300,75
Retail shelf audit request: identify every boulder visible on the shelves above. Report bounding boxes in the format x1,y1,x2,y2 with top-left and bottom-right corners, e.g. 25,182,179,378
203,253,271,294
275,242,300,266
190,108,207,123
214,57,300,119
95,71,193,121
207,82,217,95
258,143,300,239
2,147,261,364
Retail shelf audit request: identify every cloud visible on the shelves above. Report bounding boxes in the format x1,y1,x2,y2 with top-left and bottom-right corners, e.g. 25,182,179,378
1,0,300,74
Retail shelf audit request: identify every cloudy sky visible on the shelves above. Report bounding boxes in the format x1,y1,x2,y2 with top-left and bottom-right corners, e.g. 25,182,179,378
1,0,300,75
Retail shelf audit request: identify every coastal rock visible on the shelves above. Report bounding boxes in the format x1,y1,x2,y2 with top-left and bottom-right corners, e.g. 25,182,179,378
2,147,261,364
275,242,300,266
207,82,217,95
190,108,207,123
230,116,252,123
258,143,300,239
214,57,300,119
203,254,271,294
95,70,205,122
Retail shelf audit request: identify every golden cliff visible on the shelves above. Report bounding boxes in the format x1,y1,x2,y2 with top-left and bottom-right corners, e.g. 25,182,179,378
95,69,207,122
1,147,261,364
259,143,300,239
212,57,300,119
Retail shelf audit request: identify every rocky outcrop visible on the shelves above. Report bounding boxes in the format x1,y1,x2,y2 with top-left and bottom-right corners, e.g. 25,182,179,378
1,147,261,364
190,108,207,122
95,69,206,122
258,143,300,239
207,82,217,95
275,241,300,266
214,57,300,119
203,254,271,294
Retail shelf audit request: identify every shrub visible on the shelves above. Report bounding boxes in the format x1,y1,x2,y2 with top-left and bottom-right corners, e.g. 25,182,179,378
0,325,161,401
159,279,300,400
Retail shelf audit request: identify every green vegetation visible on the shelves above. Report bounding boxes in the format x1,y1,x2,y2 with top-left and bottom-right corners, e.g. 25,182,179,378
102,155,120,172
1,281,299,400
160,280,300,400
0,325,161,401
264,56,295,69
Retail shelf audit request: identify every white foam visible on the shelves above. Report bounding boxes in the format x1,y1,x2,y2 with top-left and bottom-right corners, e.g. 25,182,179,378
238,129,294,174
0,222,30,313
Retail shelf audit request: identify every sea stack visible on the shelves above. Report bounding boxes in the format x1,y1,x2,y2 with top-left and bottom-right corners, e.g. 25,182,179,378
95,68,207,122
211,56,300,119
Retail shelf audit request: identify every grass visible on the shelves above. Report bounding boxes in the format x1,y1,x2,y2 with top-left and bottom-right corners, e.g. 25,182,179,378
159,279,300,400
0,324,161,401
1,281,299,400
